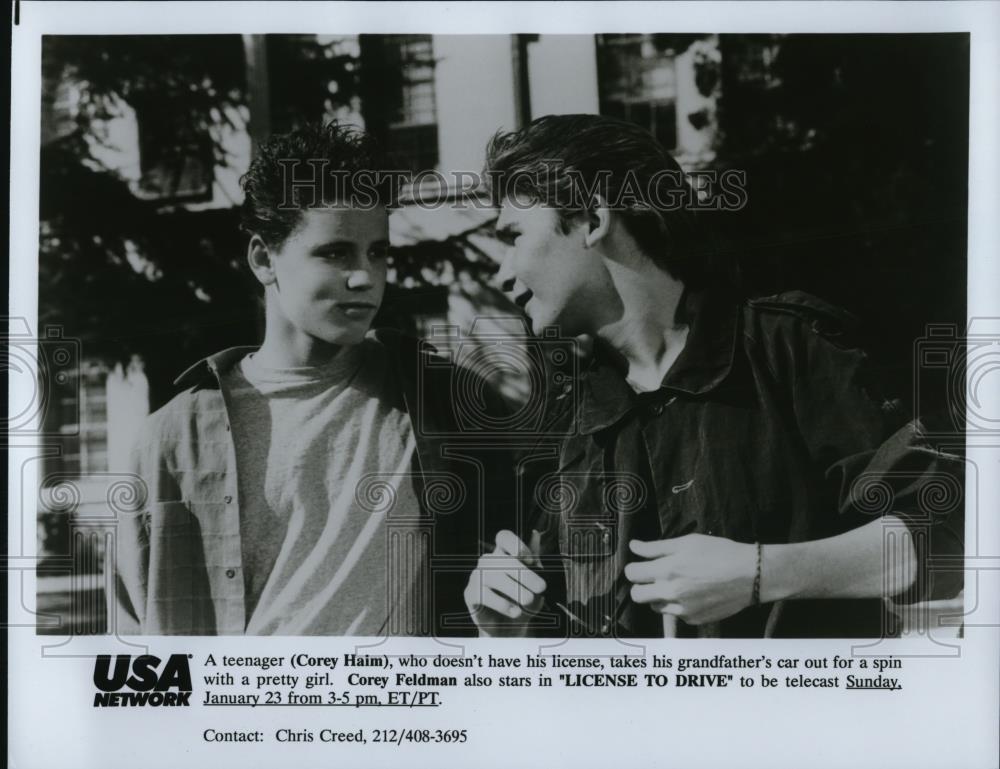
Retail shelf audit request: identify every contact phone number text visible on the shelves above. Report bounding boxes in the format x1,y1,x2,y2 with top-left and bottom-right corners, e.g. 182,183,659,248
374,729,468,745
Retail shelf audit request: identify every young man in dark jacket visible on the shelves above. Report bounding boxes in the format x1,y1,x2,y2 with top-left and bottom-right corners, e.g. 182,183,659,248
465,114,964,638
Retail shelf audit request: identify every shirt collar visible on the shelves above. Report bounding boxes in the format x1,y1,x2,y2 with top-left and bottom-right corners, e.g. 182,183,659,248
577,289,741,435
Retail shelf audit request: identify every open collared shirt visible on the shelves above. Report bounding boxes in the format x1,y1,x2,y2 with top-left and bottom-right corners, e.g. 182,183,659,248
109,330,515,636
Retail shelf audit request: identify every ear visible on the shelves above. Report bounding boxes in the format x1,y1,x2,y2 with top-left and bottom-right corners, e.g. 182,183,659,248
584,194,612,249
247,235,277,287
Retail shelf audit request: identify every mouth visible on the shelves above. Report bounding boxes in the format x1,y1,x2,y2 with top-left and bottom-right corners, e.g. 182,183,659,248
336,302,378,319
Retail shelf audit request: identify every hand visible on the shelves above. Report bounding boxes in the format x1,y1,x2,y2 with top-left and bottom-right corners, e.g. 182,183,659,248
464,530,546,638
624,534,756,626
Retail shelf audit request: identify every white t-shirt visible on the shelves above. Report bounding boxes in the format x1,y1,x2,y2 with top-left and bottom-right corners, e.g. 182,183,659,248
221,339,425,635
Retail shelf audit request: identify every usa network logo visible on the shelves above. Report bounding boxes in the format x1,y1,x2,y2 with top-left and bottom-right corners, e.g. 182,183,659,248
93,654,193,707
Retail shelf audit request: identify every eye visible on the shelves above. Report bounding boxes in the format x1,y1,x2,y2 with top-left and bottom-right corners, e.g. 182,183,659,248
316,245,352,261
368,243,390,260
497,230,520,246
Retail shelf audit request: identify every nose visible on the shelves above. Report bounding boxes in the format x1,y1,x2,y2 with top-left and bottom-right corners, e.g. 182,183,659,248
346,268,374,291
346,250,385,291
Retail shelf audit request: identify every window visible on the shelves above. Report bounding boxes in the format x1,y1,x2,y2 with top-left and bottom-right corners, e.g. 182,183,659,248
267,34,440,175
134,110,214,202
596,34,683,151
51,361,110,478
380,35,440,174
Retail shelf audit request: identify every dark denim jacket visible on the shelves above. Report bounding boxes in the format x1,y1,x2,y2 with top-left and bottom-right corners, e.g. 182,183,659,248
531,290,964,638
110,329,514,636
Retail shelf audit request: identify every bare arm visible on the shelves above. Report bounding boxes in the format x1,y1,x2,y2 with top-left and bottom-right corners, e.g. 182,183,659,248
761,515,917,602
626,516,917,626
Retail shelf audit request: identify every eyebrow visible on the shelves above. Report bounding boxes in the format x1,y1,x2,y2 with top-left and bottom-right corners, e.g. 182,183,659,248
309,239,391,256
309,240,355,254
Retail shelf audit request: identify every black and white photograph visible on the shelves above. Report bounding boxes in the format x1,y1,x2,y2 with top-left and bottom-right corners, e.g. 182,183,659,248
7,3,1000,769
33,30,968,639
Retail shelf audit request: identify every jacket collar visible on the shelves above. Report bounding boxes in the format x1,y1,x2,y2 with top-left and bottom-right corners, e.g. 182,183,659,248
577,289,741,435
171,329,413,391
172,346,259,389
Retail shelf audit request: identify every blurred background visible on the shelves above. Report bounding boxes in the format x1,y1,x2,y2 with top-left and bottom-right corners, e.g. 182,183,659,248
35,33,968,634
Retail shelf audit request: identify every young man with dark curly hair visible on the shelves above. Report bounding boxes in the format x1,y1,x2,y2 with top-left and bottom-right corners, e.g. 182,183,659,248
464,114,964,638
111,123,510,636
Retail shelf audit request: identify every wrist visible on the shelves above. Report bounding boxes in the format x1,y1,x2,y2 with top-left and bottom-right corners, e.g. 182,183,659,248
750,542,762,606
759,542,805,602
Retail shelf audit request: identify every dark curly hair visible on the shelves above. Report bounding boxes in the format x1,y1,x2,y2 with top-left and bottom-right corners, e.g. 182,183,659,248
485,114,722,289
240,122,395,248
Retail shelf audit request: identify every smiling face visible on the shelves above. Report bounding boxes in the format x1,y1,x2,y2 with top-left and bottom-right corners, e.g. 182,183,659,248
258,207,389,348
495,196,618,337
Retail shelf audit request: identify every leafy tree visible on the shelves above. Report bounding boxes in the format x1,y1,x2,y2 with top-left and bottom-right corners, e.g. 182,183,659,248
40,36,259,402
40,34,476,406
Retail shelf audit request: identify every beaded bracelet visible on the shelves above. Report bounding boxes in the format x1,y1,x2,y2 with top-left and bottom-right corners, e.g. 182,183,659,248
752,542,762,606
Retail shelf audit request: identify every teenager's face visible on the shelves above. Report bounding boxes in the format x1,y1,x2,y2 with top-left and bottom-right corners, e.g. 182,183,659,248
268,207,389,346
495,196,615,337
